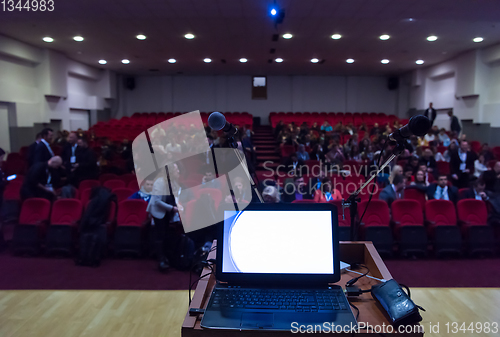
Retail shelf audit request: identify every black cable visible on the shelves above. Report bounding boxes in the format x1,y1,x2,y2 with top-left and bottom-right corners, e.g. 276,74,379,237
189,269,214,305
188,259,215,305
345,264,370,287
358,140,389,228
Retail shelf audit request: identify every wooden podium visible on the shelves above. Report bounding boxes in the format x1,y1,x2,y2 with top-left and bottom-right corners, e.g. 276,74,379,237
182,241,424,336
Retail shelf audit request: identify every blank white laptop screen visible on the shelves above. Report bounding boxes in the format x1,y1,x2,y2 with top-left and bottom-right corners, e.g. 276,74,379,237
222,210,334,274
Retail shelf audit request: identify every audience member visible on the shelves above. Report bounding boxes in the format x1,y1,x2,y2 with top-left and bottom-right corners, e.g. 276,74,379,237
283,175,311,203
27,132,42,168
284,154,305,176
20,156,63,201
421,149,438,174
129,179,153,203
33,128,54,164
296,144,310,161
474,153,489,178
313,177,342,202
379,174,405,207
427,174,458,204
410,170,430,190
438,128,450,146
424,102,437,126
73,137,99,184
201,166,221,190
262,185,281,203
448,110,461,135
388,165,403,185
450,140,476,188
61,132,79,183
320,121,333,132
460,179,488,201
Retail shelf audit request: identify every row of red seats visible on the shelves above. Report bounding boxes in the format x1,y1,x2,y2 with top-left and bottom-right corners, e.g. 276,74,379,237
291,199,494,257
12,198,149,256
269,111,406,128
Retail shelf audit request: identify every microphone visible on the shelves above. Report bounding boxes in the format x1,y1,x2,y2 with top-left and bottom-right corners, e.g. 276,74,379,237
389,115,431,142
208,111,239,148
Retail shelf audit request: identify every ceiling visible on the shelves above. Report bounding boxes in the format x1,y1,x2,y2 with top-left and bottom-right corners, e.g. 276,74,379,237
1,0,500,76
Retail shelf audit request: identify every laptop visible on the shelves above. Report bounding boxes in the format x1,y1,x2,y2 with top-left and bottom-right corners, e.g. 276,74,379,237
200,203,358,331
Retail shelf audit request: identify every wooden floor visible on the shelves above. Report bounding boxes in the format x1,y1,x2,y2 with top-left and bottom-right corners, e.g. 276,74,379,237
0,288,499,337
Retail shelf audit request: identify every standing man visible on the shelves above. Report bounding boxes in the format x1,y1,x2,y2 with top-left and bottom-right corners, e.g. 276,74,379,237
34,128,54,164
424,102,437,126
27,133,42,168
450,141,476,189
448,110,462,135
61,132,78,185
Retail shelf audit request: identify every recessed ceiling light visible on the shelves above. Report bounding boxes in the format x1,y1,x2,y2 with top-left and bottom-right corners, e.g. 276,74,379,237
42,37,54,43
204,58,212,63
122,59,130,64
379,34,390,40
73,36,84,42
346,58,354,63
185,33,195,39
403,18,416,22
473,37,484,43
136,34,146,40
416,60,424,65
381,59,390,64
275,58,283,63
427,35,438,41
331,34,342,40
282,33,293,39
168,58,176,64
311,58,319,63
239,58,248,63
98,60,107,65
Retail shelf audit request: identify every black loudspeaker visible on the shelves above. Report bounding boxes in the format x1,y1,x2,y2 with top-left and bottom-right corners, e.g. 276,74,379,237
388,77,399,90
124,77,135,90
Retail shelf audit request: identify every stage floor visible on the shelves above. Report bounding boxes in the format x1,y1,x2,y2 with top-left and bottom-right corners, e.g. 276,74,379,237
1,289,499,337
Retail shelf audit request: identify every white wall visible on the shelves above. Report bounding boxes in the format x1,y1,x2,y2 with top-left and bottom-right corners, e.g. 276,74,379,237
409,43,500,128
118,75,399,123
0,35,116,144
0,103,10,152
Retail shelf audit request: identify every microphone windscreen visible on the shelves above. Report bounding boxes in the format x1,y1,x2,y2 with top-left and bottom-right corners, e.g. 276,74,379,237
408,115,431,137
208,111,226,131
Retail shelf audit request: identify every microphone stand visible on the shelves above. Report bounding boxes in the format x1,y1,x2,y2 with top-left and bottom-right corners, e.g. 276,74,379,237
342,141,405,241
225,131,264,204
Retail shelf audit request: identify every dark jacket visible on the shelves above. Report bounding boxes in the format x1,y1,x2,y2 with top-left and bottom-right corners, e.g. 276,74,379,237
20,162,61,200
74,147,99,183
80,187,116,233
450,116,461,134
33,141,53,164
61,143,78,173
449,150,476,176
284,157,305,176
427,183,459,204
424,108,437,124
379,185,402,207
27,141,39,168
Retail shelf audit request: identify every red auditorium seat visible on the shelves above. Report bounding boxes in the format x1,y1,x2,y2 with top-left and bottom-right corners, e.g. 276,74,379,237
470,141,481,154
358,200,393,256
99,173,119,183
456,199,494,255
127,179,140,191
113,188,135,203
425,200,462,257
119,173,136,185
103,179,126,190
194,188,223,210
114,200,149,256
403,188,426,212
391,200,428,256
436,161,450,175
12,198,52,255
46,199,83,255
79,179,100,191
3,180,22,201
280,145,296,158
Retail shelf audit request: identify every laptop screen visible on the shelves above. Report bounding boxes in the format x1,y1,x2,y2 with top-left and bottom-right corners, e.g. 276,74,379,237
222,210,334,275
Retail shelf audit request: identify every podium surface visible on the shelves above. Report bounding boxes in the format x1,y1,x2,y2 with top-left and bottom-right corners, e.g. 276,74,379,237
182,241,424,336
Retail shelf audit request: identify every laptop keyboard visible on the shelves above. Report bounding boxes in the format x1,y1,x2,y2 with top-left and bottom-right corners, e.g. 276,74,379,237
211,288,349,312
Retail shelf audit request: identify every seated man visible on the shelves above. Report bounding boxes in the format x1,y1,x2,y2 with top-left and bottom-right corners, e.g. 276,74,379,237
296,144,310,161
379,174,405,207
460,179,488,201
282,175,312,203
427,174,458,204
129,179,154,203
20,156,63,201
284,154,305,176
200,165,221,190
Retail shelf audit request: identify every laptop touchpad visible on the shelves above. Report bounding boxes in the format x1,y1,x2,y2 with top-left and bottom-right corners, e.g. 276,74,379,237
240,313,274,328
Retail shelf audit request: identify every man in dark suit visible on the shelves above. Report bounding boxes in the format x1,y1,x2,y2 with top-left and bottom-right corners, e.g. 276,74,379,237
460,179,488,201
72,137,99,184
20,156,63,201
427,174,459,204
448,110,461,135
450,140,476,188
33,128,54,164
379,174,405,207
61,132,79,184
284,154,305,176
27,132,42,168
282,175,312,203
424,102,437,126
